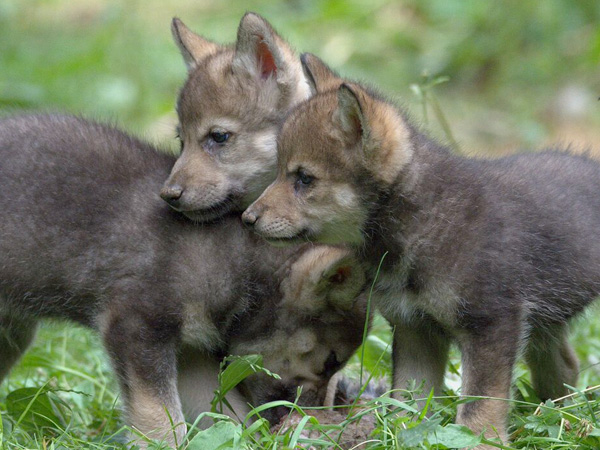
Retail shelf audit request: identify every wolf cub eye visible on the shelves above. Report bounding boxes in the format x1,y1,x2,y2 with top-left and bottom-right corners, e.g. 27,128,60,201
295,169,314,190
209,130,230,144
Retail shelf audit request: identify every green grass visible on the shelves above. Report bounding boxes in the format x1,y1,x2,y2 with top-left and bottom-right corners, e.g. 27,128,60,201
0,313,597,449
1,0,600,448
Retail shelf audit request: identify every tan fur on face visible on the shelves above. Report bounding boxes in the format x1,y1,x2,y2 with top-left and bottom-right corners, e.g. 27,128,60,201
280,246,366,312
163,14,310,221
232,245,369,407
244,83,413,245
246,172,367,245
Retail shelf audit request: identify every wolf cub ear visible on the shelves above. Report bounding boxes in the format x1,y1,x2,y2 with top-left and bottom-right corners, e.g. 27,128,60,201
233,12,295,83
335,83,370,146
318,249,366,311
280,246,366,312
337,83,413,183
300,53,342,95
171,18,221,70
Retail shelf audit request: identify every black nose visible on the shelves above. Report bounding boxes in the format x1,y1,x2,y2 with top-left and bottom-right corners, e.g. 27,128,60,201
160,185,183,208
241,210,258,227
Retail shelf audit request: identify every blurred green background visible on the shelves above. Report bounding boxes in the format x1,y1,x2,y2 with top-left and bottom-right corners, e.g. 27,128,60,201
2,0,599,156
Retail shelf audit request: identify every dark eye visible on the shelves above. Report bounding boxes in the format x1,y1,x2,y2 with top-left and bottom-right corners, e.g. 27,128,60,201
295,169,314,188
210,131,230,144
321,351,341,378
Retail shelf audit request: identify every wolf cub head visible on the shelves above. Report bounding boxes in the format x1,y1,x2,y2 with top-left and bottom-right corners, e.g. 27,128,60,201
242,54,414,245
161,13,310,222
230,245,370,423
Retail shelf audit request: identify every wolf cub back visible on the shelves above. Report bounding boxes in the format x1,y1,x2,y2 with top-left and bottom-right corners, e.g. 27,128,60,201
244,54,600,448
160,13,310,221
0,114,369,447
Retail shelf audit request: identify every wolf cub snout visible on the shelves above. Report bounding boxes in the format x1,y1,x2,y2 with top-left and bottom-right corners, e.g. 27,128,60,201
245,53,600,447
161,13,310,222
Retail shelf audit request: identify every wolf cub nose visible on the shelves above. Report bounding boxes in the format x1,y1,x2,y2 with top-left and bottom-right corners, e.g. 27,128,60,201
242,210,258,227
160,185,184,207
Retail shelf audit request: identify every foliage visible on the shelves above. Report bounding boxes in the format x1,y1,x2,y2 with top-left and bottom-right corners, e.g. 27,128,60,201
1,0,599,149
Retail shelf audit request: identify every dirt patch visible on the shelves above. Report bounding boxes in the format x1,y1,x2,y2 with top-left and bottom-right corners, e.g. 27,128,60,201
271,408,377,449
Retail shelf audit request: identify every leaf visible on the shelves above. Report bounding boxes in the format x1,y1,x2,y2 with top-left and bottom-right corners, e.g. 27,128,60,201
221,355,264,392
418,388,435,420
212,354,280,413
397,417,441,447
378,396,420,415
514,376,540,403
427,423,481,448
288,414,317,448
186,420,242,450
6,387,69,433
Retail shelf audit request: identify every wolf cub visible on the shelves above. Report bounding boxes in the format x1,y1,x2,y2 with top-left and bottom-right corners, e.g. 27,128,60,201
0,114,369,447
161,13,310,221
243,54,600,446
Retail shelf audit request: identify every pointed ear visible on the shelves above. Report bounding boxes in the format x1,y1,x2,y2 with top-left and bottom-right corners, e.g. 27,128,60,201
300,53,341,95
171,18,221,70
316,248,366,311
233,12,291,81
335,83,370,146
279,246,365,312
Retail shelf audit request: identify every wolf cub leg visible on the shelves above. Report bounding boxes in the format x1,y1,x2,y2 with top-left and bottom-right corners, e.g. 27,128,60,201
102,310,185,448
177,346,250,429
391,318,449,402
525,325,579,400
456,324,521,448
0,315,38,382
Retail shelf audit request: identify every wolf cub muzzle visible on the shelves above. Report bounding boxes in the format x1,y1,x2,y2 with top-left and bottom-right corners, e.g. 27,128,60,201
245,53,600,447
231,246,370,423
161,13,310,222
0,114,369,448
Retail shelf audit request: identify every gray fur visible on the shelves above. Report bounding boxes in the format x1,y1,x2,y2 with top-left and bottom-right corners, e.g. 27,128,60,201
0,114,369,445
370,135,600,444
161,14,310,222
245,72,600,445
